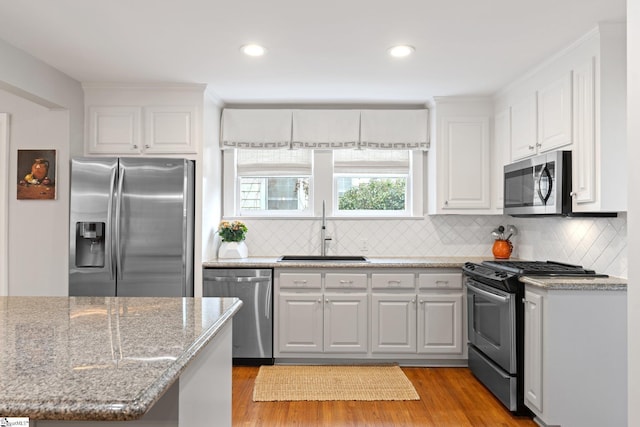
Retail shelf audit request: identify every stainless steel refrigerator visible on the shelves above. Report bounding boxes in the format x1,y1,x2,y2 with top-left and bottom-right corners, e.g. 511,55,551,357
69,157,194,297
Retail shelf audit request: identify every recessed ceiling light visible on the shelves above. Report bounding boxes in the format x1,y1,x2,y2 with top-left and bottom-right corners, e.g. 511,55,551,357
388,45,415,58
241,44,267,57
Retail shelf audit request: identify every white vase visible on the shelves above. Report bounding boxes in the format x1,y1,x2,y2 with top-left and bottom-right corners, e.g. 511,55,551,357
218,241,249,259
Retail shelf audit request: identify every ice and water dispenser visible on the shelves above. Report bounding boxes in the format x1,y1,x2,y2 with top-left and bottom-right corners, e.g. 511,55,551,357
75,222,105,268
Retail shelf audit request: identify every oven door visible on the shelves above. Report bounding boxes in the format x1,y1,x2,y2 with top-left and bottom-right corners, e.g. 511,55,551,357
466,277,517,374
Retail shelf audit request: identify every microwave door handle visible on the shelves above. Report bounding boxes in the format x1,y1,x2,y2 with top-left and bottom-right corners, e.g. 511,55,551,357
537,163,553,205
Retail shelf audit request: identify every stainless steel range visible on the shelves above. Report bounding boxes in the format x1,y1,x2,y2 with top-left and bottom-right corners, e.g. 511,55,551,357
462,260,607,414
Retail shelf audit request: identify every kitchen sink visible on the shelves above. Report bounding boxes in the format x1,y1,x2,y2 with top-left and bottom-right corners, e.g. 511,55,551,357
278,255,369,262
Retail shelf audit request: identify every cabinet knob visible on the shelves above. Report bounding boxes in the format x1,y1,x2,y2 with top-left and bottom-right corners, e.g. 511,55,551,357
317,299,322,304
570,191,577,197
411,298,416,304
536,143,542,148
325,299,329,303
444,200,448,206
132,144,138,149
145,144,150,149
528,145,535,150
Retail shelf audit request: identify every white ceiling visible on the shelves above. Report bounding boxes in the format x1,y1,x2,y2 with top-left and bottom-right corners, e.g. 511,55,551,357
0,0,626,104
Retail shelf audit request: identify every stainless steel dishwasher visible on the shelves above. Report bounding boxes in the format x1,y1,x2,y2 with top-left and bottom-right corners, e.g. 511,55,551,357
203,268,273,365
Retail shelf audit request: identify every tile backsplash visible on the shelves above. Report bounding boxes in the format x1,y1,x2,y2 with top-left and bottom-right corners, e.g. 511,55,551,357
233,213,627,278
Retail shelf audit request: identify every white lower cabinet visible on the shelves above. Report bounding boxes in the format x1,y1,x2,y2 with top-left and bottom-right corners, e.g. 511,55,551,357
277,272,368,354
523,284,627,427
275,268,465,364
417,293,463,354
523,289,543,413
371,294,416,353
278,292,323,353
324,293,368,353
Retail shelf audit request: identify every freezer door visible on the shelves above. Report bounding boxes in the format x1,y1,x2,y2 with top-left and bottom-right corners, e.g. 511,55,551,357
115,158,194,297
69,157,118,296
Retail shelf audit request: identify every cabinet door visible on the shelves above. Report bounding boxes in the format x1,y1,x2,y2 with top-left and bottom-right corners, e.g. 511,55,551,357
524,289,543,413
324,293,368,353
371,294,416,353
417,293,463,354
572,57,597,210
87,106,142,154
439,116,491,210
493,108,511,209
538,72,572,152
144,106,197,154
278,293,323,353
510,94,537,161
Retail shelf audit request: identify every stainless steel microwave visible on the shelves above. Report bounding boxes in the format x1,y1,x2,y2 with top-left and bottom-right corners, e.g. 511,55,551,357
503,150,572,216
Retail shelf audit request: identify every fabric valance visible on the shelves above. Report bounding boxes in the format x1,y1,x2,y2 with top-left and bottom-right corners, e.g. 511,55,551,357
220,108,429,150
291,109,360,149
221,109,292,149
360,109,430,150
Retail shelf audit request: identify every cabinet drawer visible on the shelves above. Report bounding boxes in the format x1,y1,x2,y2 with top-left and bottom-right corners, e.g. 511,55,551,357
279,273,322,289
372,273,415,289
418,273,462,290
325,273,367,289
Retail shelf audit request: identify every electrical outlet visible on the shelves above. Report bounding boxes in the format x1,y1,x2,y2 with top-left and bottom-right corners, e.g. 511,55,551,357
359,239,369,252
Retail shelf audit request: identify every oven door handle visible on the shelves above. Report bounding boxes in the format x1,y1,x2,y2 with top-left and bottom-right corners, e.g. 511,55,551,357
467,282,510,303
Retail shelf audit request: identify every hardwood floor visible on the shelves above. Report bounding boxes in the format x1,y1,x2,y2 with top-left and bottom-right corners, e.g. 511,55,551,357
232,366,537,426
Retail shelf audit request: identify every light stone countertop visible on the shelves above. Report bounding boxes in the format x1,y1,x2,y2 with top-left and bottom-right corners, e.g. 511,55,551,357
0,296,242,421
203,256,491,269
519,275,627,291
203,257,628,291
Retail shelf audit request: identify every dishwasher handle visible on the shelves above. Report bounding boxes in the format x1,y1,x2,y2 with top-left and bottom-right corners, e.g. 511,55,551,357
265,279,272,320
206,276,270,283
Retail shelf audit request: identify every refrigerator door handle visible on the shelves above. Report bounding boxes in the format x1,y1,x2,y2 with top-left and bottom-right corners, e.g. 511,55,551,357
115,167,125,281
107,168,117,280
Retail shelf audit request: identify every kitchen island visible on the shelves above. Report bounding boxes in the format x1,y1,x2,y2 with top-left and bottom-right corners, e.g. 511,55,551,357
0,296,242,426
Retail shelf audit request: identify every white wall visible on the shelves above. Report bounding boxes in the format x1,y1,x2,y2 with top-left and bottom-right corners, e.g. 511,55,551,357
1,90,71,295
0,38,83,296
202,93,223,264
234,213,627,278
627,1,640,424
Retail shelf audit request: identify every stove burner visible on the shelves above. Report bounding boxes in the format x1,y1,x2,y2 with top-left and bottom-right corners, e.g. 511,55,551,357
481,260,608,277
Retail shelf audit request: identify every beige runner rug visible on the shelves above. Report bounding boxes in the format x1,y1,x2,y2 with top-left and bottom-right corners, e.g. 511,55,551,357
252,365,420,401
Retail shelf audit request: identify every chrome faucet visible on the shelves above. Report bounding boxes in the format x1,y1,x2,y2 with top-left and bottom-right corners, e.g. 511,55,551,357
321,200,332,256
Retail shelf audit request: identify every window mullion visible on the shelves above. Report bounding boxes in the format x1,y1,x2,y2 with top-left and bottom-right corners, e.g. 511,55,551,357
313,150,334,216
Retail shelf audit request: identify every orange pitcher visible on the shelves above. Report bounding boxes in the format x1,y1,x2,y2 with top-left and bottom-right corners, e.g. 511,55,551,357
492,239,513,259
31,158,49,181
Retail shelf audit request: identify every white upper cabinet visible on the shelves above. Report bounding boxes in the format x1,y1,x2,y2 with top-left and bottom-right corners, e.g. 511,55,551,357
571,24,627,213
143,106,197,154
87,106,142,154
495,23,626,213
428,97,493,214
492,108,511,209
510,93,538,161
508,72,572,162
83,83,204,156
537,71,572,152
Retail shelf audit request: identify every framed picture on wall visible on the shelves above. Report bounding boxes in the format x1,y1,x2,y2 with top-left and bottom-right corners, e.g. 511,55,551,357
16,149,56,200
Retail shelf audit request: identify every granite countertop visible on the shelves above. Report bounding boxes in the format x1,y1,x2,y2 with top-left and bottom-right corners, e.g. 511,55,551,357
0,296,242,421
520,275,627,291
203,256,491,269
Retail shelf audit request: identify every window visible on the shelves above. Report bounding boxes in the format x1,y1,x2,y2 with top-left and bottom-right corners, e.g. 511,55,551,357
236,150,311,214
334,150,410,215
224,149,423,217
